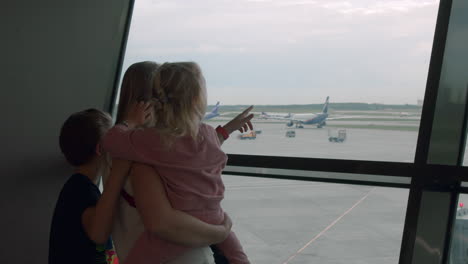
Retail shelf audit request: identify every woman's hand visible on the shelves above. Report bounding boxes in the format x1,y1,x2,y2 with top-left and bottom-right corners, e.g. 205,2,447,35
123,101,152,129
223,105,254,134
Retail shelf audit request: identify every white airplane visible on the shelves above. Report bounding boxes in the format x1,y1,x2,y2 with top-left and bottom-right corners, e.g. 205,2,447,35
260,97,348,128
259,112,292,119
204,102,221,120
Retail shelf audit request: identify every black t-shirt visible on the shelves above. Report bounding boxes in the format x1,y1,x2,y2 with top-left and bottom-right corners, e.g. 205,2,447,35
49,173,113,264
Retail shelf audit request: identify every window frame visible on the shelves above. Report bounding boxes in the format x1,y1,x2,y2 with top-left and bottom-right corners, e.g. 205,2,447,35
108,0,468,263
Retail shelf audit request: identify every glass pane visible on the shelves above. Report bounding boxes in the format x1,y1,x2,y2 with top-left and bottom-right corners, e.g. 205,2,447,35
426,0,468,166
449,193,468,264
222,175,409,263
411,191,451,264
118,0,439,162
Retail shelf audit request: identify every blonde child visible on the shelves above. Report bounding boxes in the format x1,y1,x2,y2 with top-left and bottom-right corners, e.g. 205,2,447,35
102,62,252,264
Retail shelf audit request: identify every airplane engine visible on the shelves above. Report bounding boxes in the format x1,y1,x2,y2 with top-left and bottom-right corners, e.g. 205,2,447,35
317,121,326,128
286,121,294,127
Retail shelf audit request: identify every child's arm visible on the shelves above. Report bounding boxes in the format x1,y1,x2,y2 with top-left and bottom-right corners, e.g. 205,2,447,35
216,105,254,145
101,124,155,163
81,159,131,244
131,163,232,247
101,101,156,164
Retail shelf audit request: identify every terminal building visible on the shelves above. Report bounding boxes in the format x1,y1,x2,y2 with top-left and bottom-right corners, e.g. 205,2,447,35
2,0,468,263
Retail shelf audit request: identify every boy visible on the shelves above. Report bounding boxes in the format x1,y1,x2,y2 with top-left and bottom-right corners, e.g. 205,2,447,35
49,104,234,264
49,108,134,264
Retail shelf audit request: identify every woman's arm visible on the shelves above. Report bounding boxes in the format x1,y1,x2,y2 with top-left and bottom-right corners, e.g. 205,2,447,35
130,163,232,247
81,159,131,244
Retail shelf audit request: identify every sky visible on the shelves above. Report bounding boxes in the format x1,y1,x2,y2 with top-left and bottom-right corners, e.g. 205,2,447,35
121,0,440,105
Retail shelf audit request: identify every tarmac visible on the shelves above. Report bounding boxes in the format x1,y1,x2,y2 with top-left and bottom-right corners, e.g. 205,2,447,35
222,176,407,264
202,117,467,263
212,120,419,163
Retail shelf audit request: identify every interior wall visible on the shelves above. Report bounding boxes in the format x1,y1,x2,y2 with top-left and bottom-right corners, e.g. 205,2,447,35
0,0,131,262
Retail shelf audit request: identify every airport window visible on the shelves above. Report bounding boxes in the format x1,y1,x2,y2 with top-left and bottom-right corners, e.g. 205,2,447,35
111,0,468,263
450,193,468,263
112,0,448,263
426,0,468,166
118,0,439,163
439,0,468,261
221,175,409,263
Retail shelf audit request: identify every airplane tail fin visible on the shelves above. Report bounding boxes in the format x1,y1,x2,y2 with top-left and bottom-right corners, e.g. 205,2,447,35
211,101,220,114
322,96,329,114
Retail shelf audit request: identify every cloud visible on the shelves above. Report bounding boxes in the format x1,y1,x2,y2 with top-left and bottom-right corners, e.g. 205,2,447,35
274,1,318,6
322,1,353,10
322,0,439,15
123,0,440,104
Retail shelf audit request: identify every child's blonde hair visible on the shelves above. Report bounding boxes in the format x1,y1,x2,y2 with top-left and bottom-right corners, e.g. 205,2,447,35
151,62,207,142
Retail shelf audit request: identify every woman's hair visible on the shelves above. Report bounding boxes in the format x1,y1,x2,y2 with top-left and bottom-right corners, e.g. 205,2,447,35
116,61,160,124
152,62,207,141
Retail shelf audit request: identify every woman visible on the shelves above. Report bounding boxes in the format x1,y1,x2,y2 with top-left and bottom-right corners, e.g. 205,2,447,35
107,61,252,263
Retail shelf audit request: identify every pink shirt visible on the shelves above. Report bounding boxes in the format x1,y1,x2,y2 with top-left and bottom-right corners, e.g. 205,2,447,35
102,123,249,264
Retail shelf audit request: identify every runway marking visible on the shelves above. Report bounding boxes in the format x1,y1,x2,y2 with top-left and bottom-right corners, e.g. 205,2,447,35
282,187,375,264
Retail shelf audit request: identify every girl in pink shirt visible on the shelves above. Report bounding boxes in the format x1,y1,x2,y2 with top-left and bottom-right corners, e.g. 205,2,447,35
103,62,252,264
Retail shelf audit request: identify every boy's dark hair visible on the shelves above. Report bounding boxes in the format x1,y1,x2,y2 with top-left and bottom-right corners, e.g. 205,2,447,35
59,109,112,166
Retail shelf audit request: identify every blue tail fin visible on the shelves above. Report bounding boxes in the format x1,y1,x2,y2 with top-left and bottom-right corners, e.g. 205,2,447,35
322,96,329,114
211,101,220,114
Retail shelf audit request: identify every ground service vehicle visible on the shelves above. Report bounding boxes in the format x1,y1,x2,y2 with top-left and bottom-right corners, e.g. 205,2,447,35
286,130,296,138
328,129,346,142
240,131,257,140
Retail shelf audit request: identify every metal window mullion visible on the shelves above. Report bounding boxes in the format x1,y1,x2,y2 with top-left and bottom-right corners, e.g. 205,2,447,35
106,0,135,114
398,0,455,263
